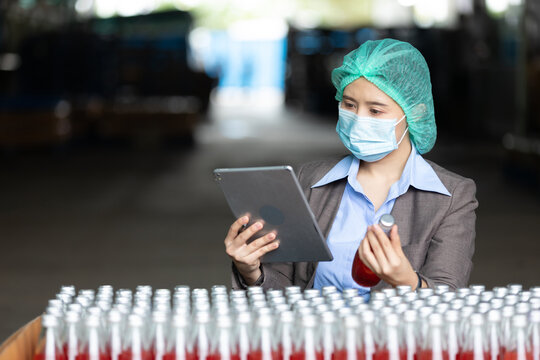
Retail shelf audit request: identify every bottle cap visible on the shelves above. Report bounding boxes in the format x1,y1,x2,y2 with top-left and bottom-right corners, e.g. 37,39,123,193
512,314,527,327
65,311,80,323
470,313,484,326
487,309,501,322
41,314,59,328
428,313,443,326
86,314,101,328
445,310,459,322
403,309,417,322
304,289,321,299
379,214,395,229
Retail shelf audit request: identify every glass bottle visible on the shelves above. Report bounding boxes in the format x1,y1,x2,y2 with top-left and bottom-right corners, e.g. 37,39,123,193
208,315,238,360
333,313,363,360
151,312,169,360
459,313,488,360
120,314,152,360
77,313,110,360
352,214,394,287
191,311,211,360
275,311,294,360
485,310,502,360
401,310,419,360
291,314,322,360
107,309,124,360
249,313,278,360
361,310,377,360
34,314,66,360
418,313,448,360
503,315,532,360
64,311,81,360
376,313,404,360
529,311,540,360
236,312,252,360
164,313,193,360
444,311,460,360
319,312,337,360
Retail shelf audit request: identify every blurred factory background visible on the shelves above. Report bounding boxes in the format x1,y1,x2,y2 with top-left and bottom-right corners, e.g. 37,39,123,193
1,0,540,340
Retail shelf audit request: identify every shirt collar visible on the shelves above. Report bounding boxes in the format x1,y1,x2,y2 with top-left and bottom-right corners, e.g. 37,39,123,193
311,144,451,197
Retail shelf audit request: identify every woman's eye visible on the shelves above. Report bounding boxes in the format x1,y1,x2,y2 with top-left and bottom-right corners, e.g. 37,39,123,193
370,108,382,115
344,102,355,109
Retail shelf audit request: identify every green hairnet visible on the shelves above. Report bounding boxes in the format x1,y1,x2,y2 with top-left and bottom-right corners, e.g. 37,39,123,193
331,38,436,154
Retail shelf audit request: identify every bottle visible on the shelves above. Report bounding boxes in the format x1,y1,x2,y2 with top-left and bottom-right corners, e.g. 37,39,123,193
444,311,460,360
208,315,239,360
150,312,169,360
529,311,540,360
107,309,124,360
319,312,337,360
459,314,488,360
418,313,449,360
34,314,66,360
163,313,193,360
291,314,322,360
275,311,294,360
249,313,278,360
361,310,377,360
502,315,532,360
351,214,395,287
64,311,81,360
401,310,419,360
485,310,502,360
76,313,110,360
120,314,152,360
376,313,405,360
191,311,211,360
333,313,363,360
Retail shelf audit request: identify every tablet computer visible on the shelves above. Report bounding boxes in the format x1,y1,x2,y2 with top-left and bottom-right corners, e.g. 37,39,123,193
213,165,333,263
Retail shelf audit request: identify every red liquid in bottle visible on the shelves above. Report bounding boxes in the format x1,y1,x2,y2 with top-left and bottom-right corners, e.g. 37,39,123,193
351,251,380,287
457,351,491,360
207,353,241,360
118,350,153,360
418,350,449,360
290,351,324,360
75,352,111,360
374,348,409,360
247,350,280,360
164,351,197,360
501,351,533,360
332,349,365,360
34,354,67,360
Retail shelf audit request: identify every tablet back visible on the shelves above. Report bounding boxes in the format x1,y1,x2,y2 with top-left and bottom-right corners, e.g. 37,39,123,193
214,166,333,263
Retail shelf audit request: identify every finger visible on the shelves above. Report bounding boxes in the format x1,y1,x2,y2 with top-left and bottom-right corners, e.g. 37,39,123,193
372,224,400,264
243,240,280,263
239,232,277,258
389,225,402,253
366,227,389,269
226,215,250,242
231,221,264,248
360,235,380,273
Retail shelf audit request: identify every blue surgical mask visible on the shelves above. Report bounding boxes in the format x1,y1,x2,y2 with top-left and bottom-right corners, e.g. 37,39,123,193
336,106,409,162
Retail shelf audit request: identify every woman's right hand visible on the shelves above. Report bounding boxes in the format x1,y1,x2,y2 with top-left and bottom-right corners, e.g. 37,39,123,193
224,215,280,285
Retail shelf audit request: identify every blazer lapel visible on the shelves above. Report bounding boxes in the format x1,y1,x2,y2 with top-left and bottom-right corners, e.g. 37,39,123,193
371,189,416,290
303,179,347,288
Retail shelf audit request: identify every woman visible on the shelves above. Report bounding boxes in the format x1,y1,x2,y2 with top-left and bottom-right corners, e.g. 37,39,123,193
223,39,478,293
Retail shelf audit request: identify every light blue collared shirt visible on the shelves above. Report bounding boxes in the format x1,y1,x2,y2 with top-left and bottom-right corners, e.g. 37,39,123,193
312,144,451,297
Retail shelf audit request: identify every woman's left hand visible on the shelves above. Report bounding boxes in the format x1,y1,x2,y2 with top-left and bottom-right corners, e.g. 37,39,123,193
358,224,419,289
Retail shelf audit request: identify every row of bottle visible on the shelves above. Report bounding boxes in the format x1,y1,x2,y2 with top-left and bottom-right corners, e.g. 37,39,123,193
34,284,540,360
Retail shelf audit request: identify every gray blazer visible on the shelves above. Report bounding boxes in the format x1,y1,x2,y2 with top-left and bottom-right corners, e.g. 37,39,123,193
232,156,478,291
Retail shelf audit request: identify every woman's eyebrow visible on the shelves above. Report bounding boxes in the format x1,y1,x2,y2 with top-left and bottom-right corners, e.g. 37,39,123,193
365,101,388,107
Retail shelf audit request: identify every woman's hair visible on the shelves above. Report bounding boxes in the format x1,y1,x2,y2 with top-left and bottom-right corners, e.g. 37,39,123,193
332,38,436,154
